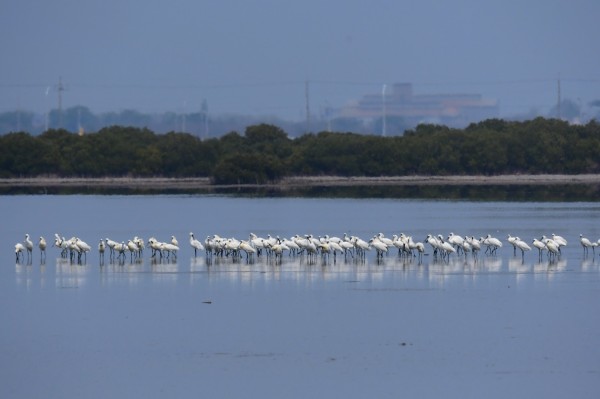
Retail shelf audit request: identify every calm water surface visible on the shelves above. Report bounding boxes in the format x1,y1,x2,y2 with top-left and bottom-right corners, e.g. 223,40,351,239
1,195,599,398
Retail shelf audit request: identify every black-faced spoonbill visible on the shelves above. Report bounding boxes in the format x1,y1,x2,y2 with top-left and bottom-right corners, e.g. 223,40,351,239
98,239,105,263
38,236,47,261
552,234,567,247
542,236,560,260
447,233,465,254
75,238,91,262
239,240,257,261
580,234,595,256
514,237,531,260
507,234,518,256
532,238,546,258
189,233,205,257
482,234,502,255
15,242,25,262
24,234,34,261
369,238,388,260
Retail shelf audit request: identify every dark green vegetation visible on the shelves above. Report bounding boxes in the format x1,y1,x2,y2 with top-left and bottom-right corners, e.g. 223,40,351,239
1,118,599,184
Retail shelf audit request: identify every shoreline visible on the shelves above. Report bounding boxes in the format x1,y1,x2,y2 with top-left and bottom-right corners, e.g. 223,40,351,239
1,174,600,190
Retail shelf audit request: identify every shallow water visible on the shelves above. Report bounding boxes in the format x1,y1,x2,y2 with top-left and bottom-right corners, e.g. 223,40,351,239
1,195,600,398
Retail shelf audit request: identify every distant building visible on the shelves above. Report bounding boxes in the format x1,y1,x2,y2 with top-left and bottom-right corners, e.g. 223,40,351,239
338,83,498,128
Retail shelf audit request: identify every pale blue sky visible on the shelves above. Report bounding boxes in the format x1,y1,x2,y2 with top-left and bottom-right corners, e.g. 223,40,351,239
1,0,599,120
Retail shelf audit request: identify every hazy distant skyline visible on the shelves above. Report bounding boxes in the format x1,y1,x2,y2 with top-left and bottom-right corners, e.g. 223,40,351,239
1,0,599,121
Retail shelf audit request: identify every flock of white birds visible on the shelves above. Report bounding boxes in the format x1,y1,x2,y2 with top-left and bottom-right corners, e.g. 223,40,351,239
12,231,600,264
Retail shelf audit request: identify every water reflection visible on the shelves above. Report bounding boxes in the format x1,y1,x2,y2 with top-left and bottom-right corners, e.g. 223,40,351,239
15,263,33,289
533,258,569,284
150,259,179,284
581,257,597,271
55,258,88,288
15,251,598,291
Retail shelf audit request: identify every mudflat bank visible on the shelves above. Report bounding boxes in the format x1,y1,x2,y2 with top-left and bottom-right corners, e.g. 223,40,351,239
1,174,600,190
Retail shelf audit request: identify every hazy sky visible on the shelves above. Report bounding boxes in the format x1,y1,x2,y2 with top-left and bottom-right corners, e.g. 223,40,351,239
1,0,599,120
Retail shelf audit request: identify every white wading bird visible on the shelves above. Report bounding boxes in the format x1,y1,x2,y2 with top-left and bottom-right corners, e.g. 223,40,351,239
580,234,595,255
24,234,34,261
514,237,531,259
542,236,560,260
98,239,106,262
482,234,502,255
447,233,465,253
369,238,388,260
239,240,257,261
532,238,546,258
551,234,567,254
75,237,91,262
507,234,518,256
38,236,47,261
15,242,25,262
189,232,205,257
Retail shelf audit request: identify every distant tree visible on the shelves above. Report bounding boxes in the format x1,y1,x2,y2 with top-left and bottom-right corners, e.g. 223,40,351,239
245,123,288,142
38,129,79,174
218,131,245,154
0,132,51,176
133,146,163,175
212,152,284,184
3,118,600,179
156,132,203,176
244,124,292,159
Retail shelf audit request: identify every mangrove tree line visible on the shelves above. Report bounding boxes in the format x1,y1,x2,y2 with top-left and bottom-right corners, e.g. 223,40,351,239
0,117,599,184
